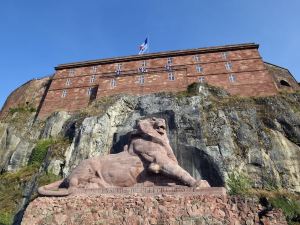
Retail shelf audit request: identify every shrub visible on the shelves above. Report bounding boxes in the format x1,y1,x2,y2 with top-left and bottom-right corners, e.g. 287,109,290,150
270,196,300,224
9,104,36,114
0,212,12,225
28,139,54,166
227,170,252,195
0,166,38,225
28,137,71,167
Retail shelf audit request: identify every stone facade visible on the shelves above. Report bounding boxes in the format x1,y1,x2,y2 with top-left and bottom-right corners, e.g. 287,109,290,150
37,43,283,119
22,192,287,225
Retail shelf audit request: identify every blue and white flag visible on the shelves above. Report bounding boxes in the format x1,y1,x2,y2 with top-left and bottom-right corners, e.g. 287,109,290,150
138,38,148,55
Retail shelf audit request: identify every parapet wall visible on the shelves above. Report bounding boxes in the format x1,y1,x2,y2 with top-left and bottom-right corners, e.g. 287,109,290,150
22,192,287,225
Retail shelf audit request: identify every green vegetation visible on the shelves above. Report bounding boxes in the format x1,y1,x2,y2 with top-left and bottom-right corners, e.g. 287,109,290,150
250,189,300,225
227,170,252,196
0,166,61,225
9,105,36,114
0,137,69,224
0,212,12,225
227,169,300,224
28,137,70,167
28,139,54,166
270,196,300,224
0,166,38,225
1,103,37,128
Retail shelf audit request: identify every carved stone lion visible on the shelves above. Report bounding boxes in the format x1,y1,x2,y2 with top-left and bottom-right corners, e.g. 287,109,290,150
38,117,210,196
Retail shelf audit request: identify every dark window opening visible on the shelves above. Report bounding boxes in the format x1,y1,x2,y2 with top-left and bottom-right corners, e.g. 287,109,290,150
89,86,98,102
280,80,291,87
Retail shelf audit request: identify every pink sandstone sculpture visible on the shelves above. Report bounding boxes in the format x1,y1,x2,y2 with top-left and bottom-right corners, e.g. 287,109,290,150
38,117,210,196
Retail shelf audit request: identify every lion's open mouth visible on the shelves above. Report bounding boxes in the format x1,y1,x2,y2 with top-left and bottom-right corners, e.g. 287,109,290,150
156,125,166,135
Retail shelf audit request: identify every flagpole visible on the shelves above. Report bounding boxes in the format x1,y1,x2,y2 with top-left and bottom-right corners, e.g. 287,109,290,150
147,36,150,54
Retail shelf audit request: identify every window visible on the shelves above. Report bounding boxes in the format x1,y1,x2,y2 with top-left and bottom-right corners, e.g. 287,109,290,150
87,87,92,96
92,66,97,73
116,63,122,70
194,55,200,62
167,57,172,64
90,75,96,83
61,90,67,98
141,60,147,67
222,52,228,59
165,64,172,71
229,74,236,83
69,69,75,76
138,67,147,73
280,80,291,87
225,62,232,71
198,76,205,83
66,78,71,86
138,61,147,73
138,75,145,84
196,65,203,73
111,79,117,88
115,63,122,75
168,72,175,81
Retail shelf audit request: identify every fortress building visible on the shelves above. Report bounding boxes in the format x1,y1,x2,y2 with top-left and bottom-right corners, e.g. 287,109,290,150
1,43,299,119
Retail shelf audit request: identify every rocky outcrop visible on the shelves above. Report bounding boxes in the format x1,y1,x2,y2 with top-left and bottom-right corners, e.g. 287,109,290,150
0,113,42,172
2,84,299,191
1,83,300,224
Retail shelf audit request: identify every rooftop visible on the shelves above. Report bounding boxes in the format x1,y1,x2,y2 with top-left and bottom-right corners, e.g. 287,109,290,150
55,43,259,70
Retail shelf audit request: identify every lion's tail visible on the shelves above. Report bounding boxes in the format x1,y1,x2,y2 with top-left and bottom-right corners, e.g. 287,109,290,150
38,179,70,196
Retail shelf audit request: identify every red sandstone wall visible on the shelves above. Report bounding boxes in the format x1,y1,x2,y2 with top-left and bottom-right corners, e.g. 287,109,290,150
38,47,279,119
0,77,51,119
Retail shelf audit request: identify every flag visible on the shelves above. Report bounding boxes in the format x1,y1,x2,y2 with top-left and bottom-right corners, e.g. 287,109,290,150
138,38,148,55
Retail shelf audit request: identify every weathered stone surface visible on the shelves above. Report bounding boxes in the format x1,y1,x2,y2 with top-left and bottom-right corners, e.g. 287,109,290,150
22,194,287,225
62,96,137,175
0,113,41,172
42,111,71,138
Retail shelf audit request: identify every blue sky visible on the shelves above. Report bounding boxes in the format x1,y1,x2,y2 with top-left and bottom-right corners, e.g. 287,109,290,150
1,0,300,108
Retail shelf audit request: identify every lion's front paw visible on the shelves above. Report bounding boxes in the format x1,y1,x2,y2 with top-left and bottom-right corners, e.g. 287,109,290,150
193,180,210,189
148,163,161,174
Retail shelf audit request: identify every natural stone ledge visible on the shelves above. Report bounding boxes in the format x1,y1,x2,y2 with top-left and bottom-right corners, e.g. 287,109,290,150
22,190,287,225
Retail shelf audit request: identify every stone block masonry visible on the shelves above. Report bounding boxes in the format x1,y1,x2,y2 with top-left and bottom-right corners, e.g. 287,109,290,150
22,192,287,225
29,43,298,119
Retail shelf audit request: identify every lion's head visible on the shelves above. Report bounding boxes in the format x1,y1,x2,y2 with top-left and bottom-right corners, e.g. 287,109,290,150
137,117,168,141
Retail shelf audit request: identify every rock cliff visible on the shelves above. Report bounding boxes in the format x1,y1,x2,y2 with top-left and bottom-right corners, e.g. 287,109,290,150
0,83,299,224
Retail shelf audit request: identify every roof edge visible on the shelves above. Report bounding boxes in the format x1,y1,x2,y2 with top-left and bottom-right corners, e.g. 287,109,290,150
264,61,299,83
55,43,259,70
264,61,290,71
